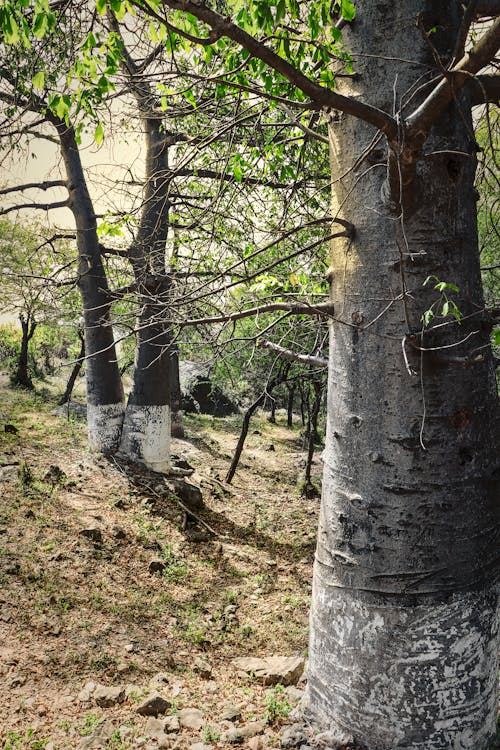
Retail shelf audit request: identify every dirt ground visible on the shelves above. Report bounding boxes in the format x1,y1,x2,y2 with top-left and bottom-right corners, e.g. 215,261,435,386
0,374,322,750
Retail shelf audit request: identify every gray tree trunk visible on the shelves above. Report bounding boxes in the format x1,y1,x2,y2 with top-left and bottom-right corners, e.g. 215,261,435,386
306,2,500,748
56,123,125,452
118,67,173,472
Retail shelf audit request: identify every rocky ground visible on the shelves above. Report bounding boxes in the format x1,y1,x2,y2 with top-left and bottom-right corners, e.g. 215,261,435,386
0,376,323,750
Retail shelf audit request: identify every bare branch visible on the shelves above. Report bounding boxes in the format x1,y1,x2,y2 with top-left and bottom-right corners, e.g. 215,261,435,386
0,180,67,197
407,16,500,138
257,339,328,368
469,74,500,104
0,200,69,216
179,302,335,328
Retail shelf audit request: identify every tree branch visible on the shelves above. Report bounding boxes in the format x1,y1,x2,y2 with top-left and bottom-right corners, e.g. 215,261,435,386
407,16,500,138
146,0,397,136
468,74,500,104
179,302,335,328
476,0,500,16
0,180,67,196
257,339,328,368
0,200,69,216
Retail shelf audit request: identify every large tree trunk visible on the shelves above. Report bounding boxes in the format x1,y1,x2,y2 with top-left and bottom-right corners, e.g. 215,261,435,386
57,123,125,452
306,2,499,748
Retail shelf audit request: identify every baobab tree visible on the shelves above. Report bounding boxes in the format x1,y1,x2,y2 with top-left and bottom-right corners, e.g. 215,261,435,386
128,0,500,747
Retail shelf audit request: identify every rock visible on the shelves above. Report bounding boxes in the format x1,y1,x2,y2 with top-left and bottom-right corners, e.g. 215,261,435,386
136,694,171,717
193,656,212,678
149,559,165,575
94,684,125,707
53,401,87,420
148,672,170,690
119,726,133,741
266,444,275,452
280,723,308,749
77,680,96,702
284,686,304,706
220,704,242,722
77,719,116,749
231,656,305,686
79,526,103,545
178,707,204,729
144,717,167,740
164,478,204,511
164,715,180,732
248,738,264,750
221,721,266,744
190,744,213,750
157,735,179,750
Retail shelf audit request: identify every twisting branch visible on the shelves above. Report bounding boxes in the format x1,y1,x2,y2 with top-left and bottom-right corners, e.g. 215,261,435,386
257,339,328,368
179,302,335,328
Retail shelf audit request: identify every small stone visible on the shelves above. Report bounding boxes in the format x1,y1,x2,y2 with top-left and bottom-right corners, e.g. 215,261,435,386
220,704,242,722
158,734,179,750
222,722,266,744
77,719,116,749
190,744,213,750
136,694,171,717
193,656,212,678
280,723,308,749
266,444,275,452
248,738,264,750
231,656,305,686
284,686,304,706
78,681,96,703
149,559,165,575
144,716,167,739
204,681,218,694
178,707,204,729
94,684,125,707
119,726,133,741
164,715,180,732
79,527,103,544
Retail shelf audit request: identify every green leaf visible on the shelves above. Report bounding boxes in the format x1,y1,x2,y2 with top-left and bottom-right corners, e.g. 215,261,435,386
441,301,449,317
340,0,356,21
94,122,104,144
96,0,107,15
32,71,45,90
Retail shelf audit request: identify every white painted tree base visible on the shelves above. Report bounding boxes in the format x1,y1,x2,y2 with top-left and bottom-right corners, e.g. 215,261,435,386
119,403,171,473
306,567,500,749
87,402,125,454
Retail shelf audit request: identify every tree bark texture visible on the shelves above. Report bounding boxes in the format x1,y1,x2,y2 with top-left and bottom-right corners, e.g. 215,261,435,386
306,2,500,748
119,106,172,472
58,124,125,452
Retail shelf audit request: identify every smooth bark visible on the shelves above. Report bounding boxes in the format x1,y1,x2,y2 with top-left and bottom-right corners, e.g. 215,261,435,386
56,122,125,451
306,3,500,747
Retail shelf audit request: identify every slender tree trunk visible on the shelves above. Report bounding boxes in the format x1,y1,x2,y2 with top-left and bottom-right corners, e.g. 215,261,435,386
286,383,295,428
57,123,125,452
58,329,85,405
13,313,36,389
306,3,500,747
225,392,266,484
303,378,323,496
119,110,172,472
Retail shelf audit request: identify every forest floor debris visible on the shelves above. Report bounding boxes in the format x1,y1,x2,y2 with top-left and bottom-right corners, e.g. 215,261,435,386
0,375,321,750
